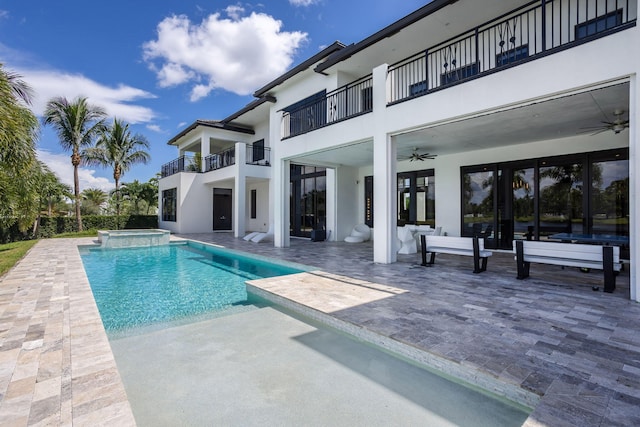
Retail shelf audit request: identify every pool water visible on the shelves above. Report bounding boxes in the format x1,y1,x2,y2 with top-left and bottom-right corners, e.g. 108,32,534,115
80,242,303,331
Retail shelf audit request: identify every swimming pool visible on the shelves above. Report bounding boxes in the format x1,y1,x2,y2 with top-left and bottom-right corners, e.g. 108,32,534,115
80,241,304,331
81,239,530,425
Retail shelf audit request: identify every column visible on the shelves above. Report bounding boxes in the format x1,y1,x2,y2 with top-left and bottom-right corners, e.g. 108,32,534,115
200,130,212,172
371,63,397,264
273,158,290,247
271,109,290,248
629,76,639,302
233,142,247,238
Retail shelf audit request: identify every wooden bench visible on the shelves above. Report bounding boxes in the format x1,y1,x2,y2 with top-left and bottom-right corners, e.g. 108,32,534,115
420,235,492,273
513,240,622,293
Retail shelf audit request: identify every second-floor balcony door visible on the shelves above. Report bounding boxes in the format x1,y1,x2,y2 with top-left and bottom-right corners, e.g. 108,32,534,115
213,188,232,231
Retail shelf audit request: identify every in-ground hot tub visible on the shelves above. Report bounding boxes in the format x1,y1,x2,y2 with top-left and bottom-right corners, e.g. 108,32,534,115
97,229,171,248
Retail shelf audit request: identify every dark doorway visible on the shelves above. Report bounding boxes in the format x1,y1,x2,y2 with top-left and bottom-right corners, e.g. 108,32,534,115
397,170,435,227
290,164,326,238
213,188,232,230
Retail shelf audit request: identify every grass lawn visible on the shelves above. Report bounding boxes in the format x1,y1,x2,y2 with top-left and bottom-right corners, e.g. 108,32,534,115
53,229,98,238
0,240,39,277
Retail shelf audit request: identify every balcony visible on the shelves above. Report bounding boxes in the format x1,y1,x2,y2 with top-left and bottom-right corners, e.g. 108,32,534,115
281,75,373,139
204,146,235,172
388,0,636,104
246,144,271,166
160,154,200,178
161,144,272,178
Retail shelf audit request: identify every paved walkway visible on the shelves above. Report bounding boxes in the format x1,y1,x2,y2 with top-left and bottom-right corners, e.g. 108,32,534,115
0,238,135,426
0,234,638,426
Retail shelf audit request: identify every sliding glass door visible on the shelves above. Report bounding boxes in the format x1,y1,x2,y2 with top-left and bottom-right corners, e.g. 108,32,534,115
590,155,629,236
461,149,628,252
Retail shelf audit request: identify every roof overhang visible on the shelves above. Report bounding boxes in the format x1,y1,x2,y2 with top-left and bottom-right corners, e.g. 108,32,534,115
253,41,346,97
222,95,276,123
167,120,255,146
315,0,459,74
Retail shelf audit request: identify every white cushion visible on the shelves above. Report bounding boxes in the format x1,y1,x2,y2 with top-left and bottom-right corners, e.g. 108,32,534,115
344,236,365,243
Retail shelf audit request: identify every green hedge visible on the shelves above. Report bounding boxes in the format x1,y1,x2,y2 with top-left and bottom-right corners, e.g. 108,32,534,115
0,215,158,243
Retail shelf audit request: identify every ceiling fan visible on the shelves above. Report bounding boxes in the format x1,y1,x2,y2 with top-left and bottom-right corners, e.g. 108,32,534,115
580,110,629,135
406,147,437,161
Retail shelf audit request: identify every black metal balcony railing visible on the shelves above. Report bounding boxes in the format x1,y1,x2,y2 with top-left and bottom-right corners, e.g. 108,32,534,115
204,146,236,172
160,154,201,178
246,144,271,166
282,75,373,139
388,0,636,104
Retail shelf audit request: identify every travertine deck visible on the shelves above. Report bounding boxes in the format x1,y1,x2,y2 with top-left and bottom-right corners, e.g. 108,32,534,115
1,233,639,426
190,232,640,427
0,238,135,426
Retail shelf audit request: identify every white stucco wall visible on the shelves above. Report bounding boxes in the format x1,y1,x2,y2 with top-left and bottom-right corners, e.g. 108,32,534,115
332,166,359,241
246,180,270,233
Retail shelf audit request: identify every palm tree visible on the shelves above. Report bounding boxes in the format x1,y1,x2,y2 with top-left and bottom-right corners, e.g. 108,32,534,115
120,180,145,215
141,177,159,214
84,119,150,224
0,65,39,233
0,64,38,172
39,166,72,216
43,96,106,231
82,188,108,215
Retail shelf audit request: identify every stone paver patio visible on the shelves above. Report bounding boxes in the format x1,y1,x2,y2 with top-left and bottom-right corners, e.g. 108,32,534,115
0,233,638,426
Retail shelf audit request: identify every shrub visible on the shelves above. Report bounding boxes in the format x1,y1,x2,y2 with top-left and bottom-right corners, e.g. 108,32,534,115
0,215,158,242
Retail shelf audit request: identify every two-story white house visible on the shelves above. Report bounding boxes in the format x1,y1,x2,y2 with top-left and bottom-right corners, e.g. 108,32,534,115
159,0,639,301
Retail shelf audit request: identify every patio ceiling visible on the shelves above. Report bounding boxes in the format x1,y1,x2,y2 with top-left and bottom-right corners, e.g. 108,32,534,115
292,82,630,168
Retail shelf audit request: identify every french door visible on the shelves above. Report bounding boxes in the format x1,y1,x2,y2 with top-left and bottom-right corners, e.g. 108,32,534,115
461,149,628,252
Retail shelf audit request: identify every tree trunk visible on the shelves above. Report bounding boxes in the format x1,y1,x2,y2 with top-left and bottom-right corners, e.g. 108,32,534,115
115,178,120,229
72,151,83,232
74,164,82,231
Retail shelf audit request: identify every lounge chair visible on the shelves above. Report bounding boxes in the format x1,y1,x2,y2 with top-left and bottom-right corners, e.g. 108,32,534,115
243,231,261,241
251,224,274,243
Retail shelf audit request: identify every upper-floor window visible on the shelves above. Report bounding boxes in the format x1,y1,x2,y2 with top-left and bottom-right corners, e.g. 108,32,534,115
283,91,327,136
252,139,265,162
575,9,623,40
440,62,479,86
361,86,373,111
496,44,529,67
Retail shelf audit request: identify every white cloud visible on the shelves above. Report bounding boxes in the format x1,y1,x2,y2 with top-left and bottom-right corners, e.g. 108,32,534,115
17,68,157,124
225,5,245,20
146,124,164,133
177,121,187,128
143,9,307,99
37,150,115,193
289,0,319,6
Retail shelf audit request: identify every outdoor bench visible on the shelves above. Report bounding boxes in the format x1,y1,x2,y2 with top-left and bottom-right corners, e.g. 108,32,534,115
513,240,621,293
420,235,492,273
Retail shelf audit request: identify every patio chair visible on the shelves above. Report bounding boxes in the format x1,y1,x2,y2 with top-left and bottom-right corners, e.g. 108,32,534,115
344,224,371,243
397,226,417,254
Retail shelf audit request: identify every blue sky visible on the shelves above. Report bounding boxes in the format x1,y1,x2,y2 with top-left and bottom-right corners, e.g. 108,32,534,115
0,0,429,192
